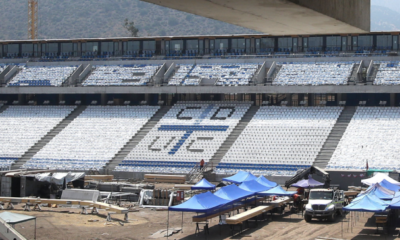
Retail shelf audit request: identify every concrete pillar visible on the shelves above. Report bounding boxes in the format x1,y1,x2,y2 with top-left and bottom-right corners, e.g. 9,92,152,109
101,94,107,105
286,94,292,106
145,94,150,104
390,93,396,106
20,176,26,197
308,94,314,106
58,94,65,103
18,94,25,104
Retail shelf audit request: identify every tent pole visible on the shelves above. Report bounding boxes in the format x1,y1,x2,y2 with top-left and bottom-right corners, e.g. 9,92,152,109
167,210,170,239
181,212,183,233
34,218,37,240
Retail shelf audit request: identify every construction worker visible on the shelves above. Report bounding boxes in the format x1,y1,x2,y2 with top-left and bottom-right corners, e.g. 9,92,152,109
200,159,205,171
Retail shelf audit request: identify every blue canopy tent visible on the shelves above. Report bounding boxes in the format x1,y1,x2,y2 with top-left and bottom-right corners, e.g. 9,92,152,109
344,194,387,212
169,191,230,213
222,171,257,184
358,184,395,200
214,184,254,203
238,180,271,192
389,192,400,209
167,191,232,236
256,176,278,188
191,178,216,190
258,185,297,197
379,179,400,192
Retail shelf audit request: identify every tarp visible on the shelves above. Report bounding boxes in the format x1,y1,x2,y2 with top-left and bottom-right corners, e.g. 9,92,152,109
291,176,324,188
380,179,400,192
191,178,216,190
0,212,36,224
389,192,400,209
214,184,254,202
222,171,257,184
169,191,230,213
256,176,277,188
359,183,395,200
35,172,85,185
361,173,400,186
343,194,387,212
258,185,297,196
238,180,271,193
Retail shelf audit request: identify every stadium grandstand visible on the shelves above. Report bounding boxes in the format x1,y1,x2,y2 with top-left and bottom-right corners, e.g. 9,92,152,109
0,31,400,187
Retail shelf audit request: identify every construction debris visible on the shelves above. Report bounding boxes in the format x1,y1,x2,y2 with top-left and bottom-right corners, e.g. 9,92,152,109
149,228,181,239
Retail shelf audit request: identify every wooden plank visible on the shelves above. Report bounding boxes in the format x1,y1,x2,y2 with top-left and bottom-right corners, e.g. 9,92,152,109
344,191,359,196
174,184,193,190
144,174,186,179
226,206,272,225
85,175,113,181
0,197,128,214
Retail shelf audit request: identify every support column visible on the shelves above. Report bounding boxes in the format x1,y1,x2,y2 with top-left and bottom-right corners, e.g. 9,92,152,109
308,94,314,106
58,94,65,104
101,94,107,105
286,94,292,106
18,94,25,105
390,93,396,106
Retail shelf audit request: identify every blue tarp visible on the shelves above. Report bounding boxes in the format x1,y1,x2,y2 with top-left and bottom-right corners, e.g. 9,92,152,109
379,179,400,192
222,171,257,184
238,180,271,193
191,178,216,190
256,176,278,188
389,192,400,209
169,191,230,213
344,194,387,212
214,184,254,202
258,185,297,196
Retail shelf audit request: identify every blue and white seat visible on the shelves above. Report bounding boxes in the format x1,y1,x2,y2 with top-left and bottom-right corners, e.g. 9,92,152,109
168,64,194,86
115,101,252,173
274,62,356,86
82,64,161,86
23,106,160,170
8,66,78,87
177,63,259,86
0,106,76,168
216,106,343,176
326,107,400,171
374,61,400,85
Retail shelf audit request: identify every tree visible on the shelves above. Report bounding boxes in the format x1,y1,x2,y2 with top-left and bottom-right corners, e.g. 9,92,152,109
123,18,139,37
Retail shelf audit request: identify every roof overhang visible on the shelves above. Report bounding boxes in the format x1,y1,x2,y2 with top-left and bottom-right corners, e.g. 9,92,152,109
141,0,370,35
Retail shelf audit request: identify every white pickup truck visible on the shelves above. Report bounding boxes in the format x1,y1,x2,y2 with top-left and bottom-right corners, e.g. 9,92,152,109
304,188,345,222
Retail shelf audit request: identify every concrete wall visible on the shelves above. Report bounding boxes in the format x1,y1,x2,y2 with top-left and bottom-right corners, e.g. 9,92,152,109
290,0,370,32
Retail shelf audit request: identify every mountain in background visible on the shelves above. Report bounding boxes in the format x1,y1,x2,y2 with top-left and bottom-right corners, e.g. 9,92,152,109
0,0,259,40
371,5,400,32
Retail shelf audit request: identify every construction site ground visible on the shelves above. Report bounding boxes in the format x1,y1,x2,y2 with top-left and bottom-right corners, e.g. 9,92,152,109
6,203,398,239
5,183,397,239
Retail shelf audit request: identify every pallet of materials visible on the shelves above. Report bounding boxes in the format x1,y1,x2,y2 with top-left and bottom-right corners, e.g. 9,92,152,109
144,174,186,184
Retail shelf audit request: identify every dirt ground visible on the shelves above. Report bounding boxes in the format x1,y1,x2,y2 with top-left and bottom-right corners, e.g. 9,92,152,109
6,204,399,240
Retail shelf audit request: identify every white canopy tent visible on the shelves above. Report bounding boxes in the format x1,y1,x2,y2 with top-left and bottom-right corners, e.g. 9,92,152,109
361,173,400,186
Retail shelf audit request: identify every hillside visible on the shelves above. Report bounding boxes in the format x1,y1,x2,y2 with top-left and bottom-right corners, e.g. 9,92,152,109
371,5,400,32
0,0,259,40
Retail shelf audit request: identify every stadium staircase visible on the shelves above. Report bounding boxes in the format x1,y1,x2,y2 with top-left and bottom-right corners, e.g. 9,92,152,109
106,106,172,171
348,63,360,85
313,106,356,169
0,105,8,113
266,65,282,85
208,106,259,168
367,63,380,85
12,105,87,169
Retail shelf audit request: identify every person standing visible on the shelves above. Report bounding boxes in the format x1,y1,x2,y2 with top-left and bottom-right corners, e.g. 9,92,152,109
200,159,205,171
